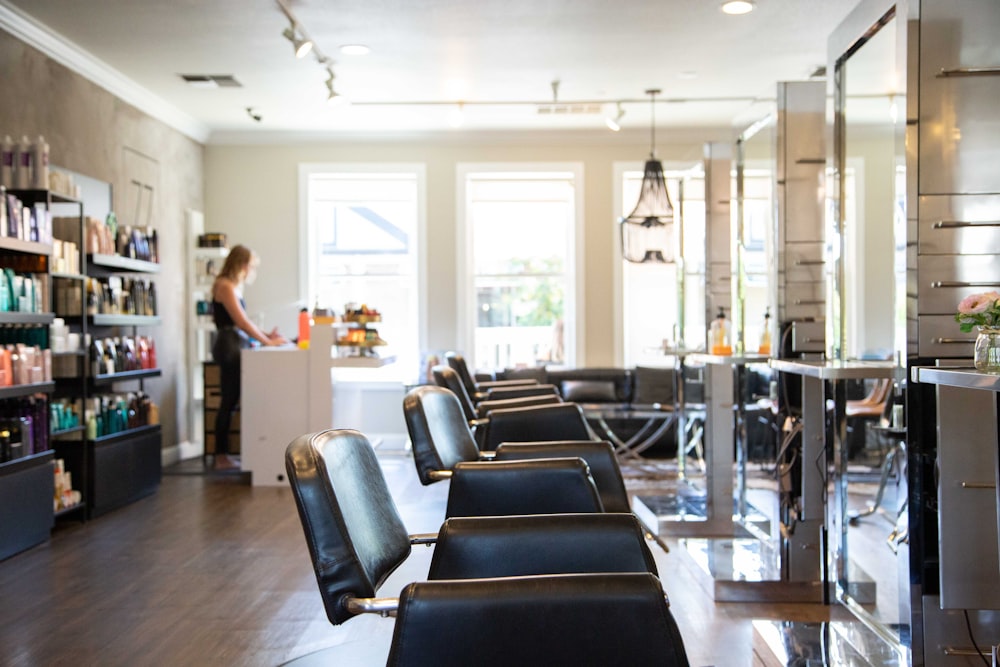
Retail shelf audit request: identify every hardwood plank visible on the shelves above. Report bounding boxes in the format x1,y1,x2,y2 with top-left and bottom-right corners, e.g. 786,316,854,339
0,454,843,667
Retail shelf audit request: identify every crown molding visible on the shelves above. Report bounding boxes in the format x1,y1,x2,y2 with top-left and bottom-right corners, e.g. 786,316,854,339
0,1,210,144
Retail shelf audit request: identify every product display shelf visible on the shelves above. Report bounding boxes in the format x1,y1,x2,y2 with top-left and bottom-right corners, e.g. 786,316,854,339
0,190,65,559
47,183,163,520
333,314,391,366
202,361,240,459
185,211,228,450
82,253,162,519
0,450,54,561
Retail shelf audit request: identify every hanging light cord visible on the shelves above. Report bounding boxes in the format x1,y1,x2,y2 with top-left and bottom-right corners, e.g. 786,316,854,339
645,88,661,159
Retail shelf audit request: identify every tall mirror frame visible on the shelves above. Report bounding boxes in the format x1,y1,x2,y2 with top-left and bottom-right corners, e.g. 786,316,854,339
828,0,910,656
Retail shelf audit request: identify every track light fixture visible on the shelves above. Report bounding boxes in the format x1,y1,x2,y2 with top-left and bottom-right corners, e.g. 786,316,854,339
276,0,354,104
605,103,625,132
325,67,347,106
283,24,313,59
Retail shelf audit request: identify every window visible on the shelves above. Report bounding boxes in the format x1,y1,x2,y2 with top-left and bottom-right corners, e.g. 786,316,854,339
302,165,424,378
740,168,774,348
458,166,582,370
618,165,705,367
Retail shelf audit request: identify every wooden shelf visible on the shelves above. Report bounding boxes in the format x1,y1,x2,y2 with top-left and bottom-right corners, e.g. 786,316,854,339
0,237,53,256
88,254,161,274
90,313,160,327
0,381,56,399
7,189,80,205
52,271,86,281
0,311,55,325
91,368,162,386
54,502,86,518
90,423,161,445
330,355,396,368
51,425,86,438
0,449,53,475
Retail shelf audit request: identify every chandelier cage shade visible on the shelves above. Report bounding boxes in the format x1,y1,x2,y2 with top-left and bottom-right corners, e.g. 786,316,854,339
619,89,676,264
620,159,676,264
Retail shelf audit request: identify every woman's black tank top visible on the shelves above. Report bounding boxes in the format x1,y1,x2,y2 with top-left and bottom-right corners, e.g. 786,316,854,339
212,298,245,329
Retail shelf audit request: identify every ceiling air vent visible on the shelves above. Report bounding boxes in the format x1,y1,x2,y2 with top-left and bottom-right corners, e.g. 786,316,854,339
536,103,603,115
180,74,242,89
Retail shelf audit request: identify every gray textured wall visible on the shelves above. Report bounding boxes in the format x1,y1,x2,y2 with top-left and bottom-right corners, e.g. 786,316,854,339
0,30,205,452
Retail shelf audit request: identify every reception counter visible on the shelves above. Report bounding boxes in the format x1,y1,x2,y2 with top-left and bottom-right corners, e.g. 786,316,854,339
239,324,407,486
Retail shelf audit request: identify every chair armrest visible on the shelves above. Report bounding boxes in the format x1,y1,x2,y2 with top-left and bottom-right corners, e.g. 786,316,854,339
446,458,602,518
428,513,657,579
344,596,399,616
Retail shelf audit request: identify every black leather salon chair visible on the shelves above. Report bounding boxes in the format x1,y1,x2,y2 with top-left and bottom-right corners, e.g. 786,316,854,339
482,401,595,449
445,351,556,401
493,441,631,513
432,365,560,422
387,572,690,667
286,429,690,666
403,385,629,513
285,430,662,597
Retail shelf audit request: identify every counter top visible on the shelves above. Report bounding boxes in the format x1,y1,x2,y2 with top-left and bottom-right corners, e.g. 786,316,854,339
686,352,771,366
911,366,1000,391
769,358,897,380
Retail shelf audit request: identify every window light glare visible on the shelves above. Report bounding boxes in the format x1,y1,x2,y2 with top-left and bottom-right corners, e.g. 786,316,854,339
721,0,755,15
340,44,371,56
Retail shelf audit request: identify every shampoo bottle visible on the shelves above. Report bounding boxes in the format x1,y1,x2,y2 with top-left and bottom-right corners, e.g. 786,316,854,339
759,308,772,355
32,136,49,190
14,136,32,190
0,136,14,188
709,307,732,355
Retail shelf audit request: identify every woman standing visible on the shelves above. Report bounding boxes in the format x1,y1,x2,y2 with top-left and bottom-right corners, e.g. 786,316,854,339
211,245,287,470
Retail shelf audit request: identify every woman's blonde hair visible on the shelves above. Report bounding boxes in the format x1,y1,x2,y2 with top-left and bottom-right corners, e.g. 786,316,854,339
217,245,257,282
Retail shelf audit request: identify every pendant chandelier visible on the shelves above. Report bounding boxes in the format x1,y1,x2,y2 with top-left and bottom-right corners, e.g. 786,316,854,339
620,89,676,264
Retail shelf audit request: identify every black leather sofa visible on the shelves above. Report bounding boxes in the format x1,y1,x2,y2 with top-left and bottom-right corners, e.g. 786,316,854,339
495,366,681,457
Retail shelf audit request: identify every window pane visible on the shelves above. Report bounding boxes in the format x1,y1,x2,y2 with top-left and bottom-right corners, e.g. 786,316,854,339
465,171,576,370
306,170,420,377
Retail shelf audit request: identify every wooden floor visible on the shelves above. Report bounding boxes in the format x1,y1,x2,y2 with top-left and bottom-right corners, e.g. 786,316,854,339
0,449,845,667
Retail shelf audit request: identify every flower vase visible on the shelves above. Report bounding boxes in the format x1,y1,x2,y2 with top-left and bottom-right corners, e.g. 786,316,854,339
974,328,1000,373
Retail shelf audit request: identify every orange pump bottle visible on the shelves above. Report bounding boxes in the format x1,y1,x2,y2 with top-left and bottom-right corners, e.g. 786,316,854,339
298,308,311,349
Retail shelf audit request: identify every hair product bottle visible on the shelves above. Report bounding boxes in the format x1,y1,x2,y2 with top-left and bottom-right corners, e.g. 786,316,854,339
759,308,772,355
709,307,732,356
0,136,14,188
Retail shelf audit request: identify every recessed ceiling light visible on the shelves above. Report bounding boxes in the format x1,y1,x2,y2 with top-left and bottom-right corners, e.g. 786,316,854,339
721,0,755,15
340,44,370,56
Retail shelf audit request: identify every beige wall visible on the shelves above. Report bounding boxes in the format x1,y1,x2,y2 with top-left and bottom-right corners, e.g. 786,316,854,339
0,31,204,448
205,135,711,371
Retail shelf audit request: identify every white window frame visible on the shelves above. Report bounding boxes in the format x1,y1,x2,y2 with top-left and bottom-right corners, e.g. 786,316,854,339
455,162,585,369
298,162,428,376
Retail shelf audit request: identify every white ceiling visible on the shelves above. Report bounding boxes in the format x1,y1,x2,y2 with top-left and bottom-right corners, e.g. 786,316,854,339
3,0,861,143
